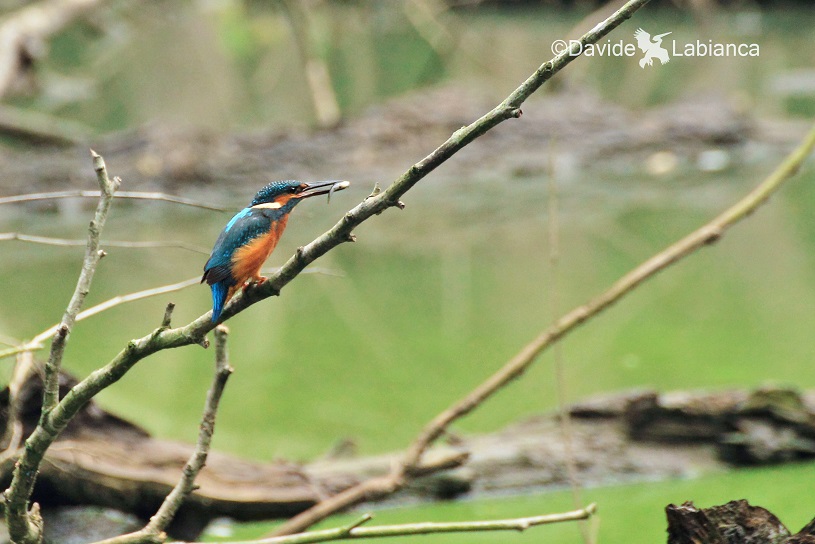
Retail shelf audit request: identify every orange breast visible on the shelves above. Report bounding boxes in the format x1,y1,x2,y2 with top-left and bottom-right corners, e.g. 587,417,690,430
230,216,289,286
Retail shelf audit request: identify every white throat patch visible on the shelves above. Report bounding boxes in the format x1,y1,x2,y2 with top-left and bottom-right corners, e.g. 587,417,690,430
252,202,283,210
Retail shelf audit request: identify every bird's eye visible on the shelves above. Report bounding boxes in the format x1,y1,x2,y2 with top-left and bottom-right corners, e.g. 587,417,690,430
289,186,298,194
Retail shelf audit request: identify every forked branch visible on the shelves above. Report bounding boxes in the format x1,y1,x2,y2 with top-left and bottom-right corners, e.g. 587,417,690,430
4,150,119,543
93,326,234,544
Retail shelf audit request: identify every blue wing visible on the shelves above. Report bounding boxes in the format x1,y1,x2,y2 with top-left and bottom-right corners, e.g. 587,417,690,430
203,208,273,321
202,208,273,286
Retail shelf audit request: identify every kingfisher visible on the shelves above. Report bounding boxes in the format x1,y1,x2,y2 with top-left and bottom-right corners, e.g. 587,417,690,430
202,179,350,322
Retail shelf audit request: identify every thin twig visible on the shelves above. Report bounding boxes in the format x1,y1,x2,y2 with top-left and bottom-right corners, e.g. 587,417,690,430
219,505,596,544
93,327,234,544
161,303,175,329
0,232,210,254
4,150,120,544
0,190,229,212
148,325,232,533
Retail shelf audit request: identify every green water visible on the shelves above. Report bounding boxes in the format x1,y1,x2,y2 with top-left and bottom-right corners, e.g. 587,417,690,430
2,2,815,543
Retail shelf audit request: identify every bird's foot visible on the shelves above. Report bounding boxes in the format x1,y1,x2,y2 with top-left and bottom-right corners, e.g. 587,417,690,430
246,276,268,289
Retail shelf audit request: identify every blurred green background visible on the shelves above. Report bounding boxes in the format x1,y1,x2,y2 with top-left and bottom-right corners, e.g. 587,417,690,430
1,1,814,543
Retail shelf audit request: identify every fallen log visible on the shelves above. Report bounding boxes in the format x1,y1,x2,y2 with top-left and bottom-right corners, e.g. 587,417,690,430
666,500,815,544
0,370,469,539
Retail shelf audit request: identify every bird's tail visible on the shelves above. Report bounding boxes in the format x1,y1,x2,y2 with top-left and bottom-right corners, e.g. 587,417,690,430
211,281,230,322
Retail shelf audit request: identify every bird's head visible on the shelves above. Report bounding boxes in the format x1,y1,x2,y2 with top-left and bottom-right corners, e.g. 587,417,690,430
250,180,350,211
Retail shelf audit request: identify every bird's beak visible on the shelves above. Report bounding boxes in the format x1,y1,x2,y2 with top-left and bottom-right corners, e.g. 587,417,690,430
299,180,351,199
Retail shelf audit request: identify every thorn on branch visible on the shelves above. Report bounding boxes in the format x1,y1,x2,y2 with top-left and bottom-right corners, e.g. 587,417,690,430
161,303,175,328
296,246,305,260
90,149,118,196
342,513,374,535
98,249,106,258
345,233,357,243
704,226,723,245
366,183,381,200
396,200,406,210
